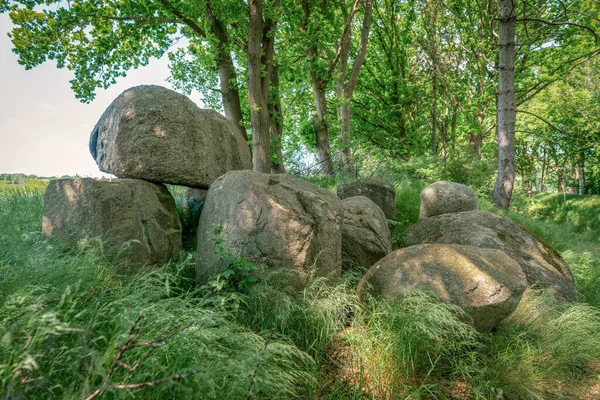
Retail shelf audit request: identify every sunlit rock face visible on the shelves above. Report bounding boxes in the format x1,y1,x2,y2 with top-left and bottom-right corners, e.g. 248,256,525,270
419,180,478,219
196,171,344,290
336,178,396,220
403,210,577,301
341,196,392,272
357,244,528,332
89,85,251,188
42,178,181,268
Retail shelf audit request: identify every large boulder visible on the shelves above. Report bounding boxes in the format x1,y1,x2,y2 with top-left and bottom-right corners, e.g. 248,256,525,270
42,178,181,267
336,178,396,220
341,196,392,271
89,85,252,188
419,180,478,219
403,210,576,300
357,244,528,331
196,171,344,289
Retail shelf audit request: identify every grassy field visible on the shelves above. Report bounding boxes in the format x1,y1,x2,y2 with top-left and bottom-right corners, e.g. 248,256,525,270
1,179,600,399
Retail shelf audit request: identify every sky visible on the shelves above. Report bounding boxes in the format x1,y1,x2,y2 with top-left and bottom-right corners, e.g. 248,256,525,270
0,14,202,178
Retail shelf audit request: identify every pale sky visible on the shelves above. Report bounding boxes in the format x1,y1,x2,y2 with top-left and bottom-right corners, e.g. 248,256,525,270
0,14,203,178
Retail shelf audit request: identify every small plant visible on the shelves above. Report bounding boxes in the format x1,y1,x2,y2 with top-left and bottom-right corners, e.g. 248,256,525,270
204,225,259,296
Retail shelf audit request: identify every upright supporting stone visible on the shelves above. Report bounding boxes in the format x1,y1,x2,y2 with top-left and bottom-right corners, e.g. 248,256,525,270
42,178,182,268
419,180,478,219
196,171,344,290
337,178,396,220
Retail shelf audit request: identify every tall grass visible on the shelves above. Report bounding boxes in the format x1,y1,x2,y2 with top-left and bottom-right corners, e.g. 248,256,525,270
1,247,312,399
3,177,600,399
1,189,312,399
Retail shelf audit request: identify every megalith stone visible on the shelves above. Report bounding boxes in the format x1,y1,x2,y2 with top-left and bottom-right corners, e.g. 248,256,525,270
357,244,528,331
336,178,396,220
196,171,344,290
42,178,182,267
89,85,251,188
419,180,478,219
403,210,577,301
341,196,392,271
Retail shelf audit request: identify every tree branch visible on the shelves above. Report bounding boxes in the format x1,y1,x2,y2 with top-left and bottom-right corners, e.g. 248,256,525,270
327,0,362,81
516,17,600,43
157,0,207,38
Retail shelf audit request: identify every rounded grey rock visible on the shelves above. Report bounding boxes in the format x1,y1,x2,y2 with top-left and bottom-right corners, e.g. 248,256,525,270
89,85,251,188
42,178,181,269
196,171,344,290
357,244,528,332
419,180,478,219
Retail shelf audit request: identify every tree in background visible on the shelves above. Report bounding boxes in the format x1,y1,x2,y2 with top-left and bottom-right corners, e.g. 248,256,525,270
2,0,600,200
492,0,600,209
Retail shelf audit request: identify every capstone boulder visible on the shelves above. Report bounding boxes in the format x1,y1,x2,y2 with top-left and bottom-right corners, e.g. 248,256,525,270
89,85,251,188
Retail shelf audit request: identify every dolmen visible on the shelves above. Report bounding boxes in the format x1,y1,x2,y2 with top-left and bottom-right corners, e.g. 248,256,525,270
42,85,251,268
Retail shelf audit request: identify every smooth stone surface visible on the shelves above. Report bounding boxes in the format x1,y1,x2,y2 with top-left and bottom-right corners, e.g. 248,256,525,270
419,180,478,219
357,244,528,331
336,178,396,220
341,196,392,271
403,210,577,301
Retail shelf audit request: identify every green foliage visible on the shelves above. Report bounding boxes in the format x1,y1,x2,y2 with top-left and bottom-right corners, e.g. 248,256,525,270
360,290,482,394
204,224,259,296
238,272,362,358
521,193,600,235
500,208,600,309
0,260,311,399
3,170,600,398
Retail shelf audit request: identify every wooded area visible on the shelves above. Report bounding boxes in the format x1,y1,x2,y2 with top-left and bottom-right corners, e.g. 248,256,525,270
2,0,599,207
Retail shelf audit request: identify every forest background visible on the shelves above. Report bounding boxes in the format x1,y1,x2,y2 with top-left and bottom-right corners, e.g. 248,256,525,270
1,0,600,210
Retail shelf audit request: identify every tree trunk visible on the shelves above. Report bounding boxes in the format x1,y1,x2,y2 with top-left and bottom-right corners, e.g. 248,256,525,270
336,0,372,173
580,155,586,195
540,147,548,192
572,163,580,194
555,161,567,205
469,109,486,159
269,66,285,173
440,107,448,164
430,1,438,157
247,0,271,172
468,133,483,160
337,101,354,171
492,0,516,210
451,108,457,157
301,0,334,175
206,4,246,141
312,78,334,174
